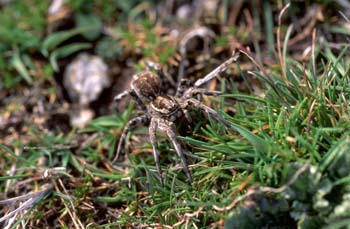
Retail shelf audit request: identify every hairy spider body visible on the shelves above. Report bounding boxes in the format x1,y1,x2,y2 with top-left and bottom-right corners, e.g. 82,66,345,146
113,51,239,184
150,96,183,121
131,71,161,101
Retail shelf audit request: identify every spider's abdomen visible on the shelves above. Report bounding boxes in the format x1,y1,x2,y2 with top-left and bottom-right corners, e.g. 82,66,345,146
131,71,161,101
150,96,183,121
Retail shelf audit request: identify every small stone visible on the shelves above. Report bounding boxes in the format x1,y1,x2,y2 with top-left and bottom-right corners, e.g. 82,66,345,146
63,53,110,105
70,108,94,128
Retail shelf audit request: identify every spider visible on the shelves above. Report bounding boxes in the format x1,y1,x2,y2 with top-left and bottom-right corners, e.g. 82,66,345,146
112,51,239,184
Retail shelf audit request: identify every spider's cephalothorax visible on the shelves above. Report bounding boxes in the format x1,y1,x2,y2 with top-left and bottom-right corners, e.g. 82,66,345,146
150,95,183,121
113,51,239,184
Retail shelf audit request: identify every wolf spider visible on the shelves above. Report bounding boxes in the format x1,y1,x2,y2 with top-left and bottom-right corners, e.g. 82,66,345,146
112,51,239,184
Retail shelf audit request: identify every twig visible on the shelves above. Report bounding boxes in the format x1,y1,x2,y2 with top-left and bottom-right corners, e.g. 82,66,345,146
178,27,216,83
55,178,85,229
0,184,52,224
23,145,75,151
172,207,204,228
0,189,48,206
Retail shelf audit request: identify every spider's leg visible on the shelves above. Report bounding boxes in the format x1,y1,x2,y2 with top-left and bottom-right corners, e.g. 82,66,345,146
149,118,163,185
186,98,232,128
175,78,192,97
146,61,165,80
184,109,192,123
112,114,149,164
129,90,147,110
146,61,162,72
114,89,146,111
165,123,193,182
177,56,186,86
183,88,223,99
113,90,129,102
193,51,239,88
147,61,176,87
192,89,223,96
